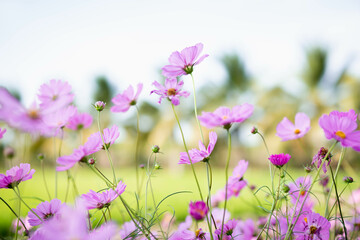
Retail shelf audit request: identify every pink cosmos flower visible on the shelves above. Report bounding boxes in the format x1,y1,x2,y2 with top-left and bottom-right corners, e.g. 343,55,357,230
268,153,291,168
88,125,120,150
0,163,35,189
198,104,253,129
293,211,331,240
312,147,332,173
37,79,74,114
0,127,6,139
214,219,238,239
66,112,93,131
11,216,31,235
179,132,217,164
111,83,143,113
43,105,77,136
211,208,231,228
162,43,209,77
235,219,257,240
151,78,190,106
189,201,209,221
288,176,313,209
319,109,360,151
81,181,126,210
276,112,311,141
28,199,63,226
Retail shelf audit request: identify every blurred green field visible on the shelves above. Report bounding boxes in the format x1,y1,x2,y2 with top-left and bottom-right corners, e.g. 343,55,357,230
0,165,356,237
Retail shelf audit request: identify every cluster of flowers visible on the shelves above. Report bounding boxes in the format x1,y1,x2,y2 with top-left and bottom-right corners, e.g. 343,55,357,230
0,43,360,240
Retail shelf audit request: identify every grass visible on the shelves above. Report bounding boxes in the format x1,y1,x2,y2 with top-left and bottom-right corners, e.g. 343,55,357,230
0,164,356,237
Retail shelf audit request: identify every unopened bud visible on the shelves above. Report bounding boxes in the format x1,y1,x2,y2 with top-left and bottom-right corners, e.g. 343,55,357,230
154,163,161,170
37,153,45,160
251,126,258,134
282,184,290,193
249,185,256,191
152,145,160,153
88,158,96,165
139,164,145,169
343,176,354,184
94,101,106,112
304,166,312,173
3,146,15,159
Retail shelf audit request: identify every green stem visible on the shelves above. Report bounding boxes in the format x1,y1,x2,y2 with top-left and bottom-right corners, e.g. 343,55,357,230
325,147,346,218
135,106,141,196
13,187,43,222
41,159,52,200
0,197,28,233
190,73,205,144
171,103,203,200
220,130,232,240
256,132,273,193
97,111,117,184
284,141,337,240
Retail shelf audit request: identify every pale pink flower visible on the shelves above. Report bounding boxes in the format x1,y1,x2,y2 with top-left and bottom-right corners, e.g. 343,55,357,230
111,83,143,113
162,43,209,77
87,125,120,150
151,78,190,106
276,112,311,141
179,132,217,164
0,163,35,189
28,199,63,226
43,105,77,136
66,112,93,131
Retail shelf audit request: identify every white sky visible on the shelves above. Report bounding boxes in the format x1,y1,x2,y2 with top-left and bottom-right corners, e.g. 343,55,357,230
0,0,359,109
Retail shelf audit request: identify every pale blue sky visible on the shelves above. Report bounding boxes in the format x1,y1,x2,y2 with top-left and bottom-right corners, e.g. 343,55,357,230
0,0,359,109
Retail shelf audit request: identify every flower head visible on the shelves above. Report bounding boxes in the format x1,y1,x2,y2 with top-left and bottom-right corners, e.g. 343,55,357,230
288,176,313,208
293,211,331,240
111,83,143,113
81,181,126,210
94,101,106,112
0,163,35,189
151,78,190,106
189,201,208,221
179,132,217,164
66,112,93,131
214,219,238,239
0,127,6,139
162,43,209,77
198,104,253,129
276,112,311,141
312,147,332,173
268,153,291,168
28,199,63,226
319,109,360,151
88,125,120,150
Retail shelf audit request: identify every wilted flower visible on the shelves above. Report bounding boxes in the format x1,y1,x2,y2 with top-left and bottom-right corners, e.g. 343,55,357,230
179,132,217,164
268,153,291,168
66,112,93,131
0,163,35,189
312,147,332,173
198,104,253,129
111,83,143,113
189,201,208,221
150,78,190,106
162,43,209,77
81,181,126,210
28,199,63,226
276,112,310,141
0,127,6,139
319,109,360,151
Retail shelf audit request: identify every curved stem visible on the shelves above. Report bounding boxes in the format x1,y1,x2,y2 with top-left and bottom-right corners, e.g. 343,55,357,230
135,106,141,196
0,197,28,235
97,111,117,184
190,73,204,144
13,187,43,222
41,159,52,200
220,129,232,240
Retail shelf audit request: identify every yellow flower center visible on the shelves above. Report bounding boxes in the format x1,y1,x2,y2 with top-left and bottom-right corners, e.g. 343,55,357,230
195,229,201,237
294,129,301,134
167,88,177,96
28,109,39,119
300,190,306,196
304,217,308,223
222,116,228,120
310,225,317,234
335,131,346,139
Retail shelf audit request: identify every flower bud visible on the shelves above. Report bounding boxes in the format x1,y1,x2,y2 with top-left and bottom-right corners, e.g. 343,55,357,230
282,184,290,193
251,126,258,134
3,146,15,159
37,153,45,160
249,185,256,191
139,164,145,169
94,101,106,112
304,166,312,173
152,145,160,153
154,163,161,170
88,158,96,165
343,176,354,184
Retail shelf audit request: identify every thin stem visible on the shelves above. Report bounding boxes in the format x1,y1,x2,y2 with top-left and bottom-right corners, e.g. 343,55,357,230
41,159,52,200
97,111,117,184
13,187,43,222
284,141,337,240
171,103,203,200
256,132,273,193
0,197,28,232
220,129,232,240
53,137,58,199
135,106,141,196
190,73,205,144
329,166,348,239
206,162,213,236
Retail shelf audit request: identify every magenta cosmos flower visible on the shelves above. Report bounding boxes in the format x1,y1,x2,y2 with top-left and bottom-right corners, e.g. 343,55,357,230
293,211,331,240
81,181,126,210
276,112,310,141
151,78,190,106
189,201,209,221
0,163,35,189
111,83,143,113
198,104,253,129
179,131,217,164
28,198,63,226
268,153,291,168
162,43,209,77
66,112,93,131
0,128,6,139
319,109,360,151
37,79,74,114
214,219,238,239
